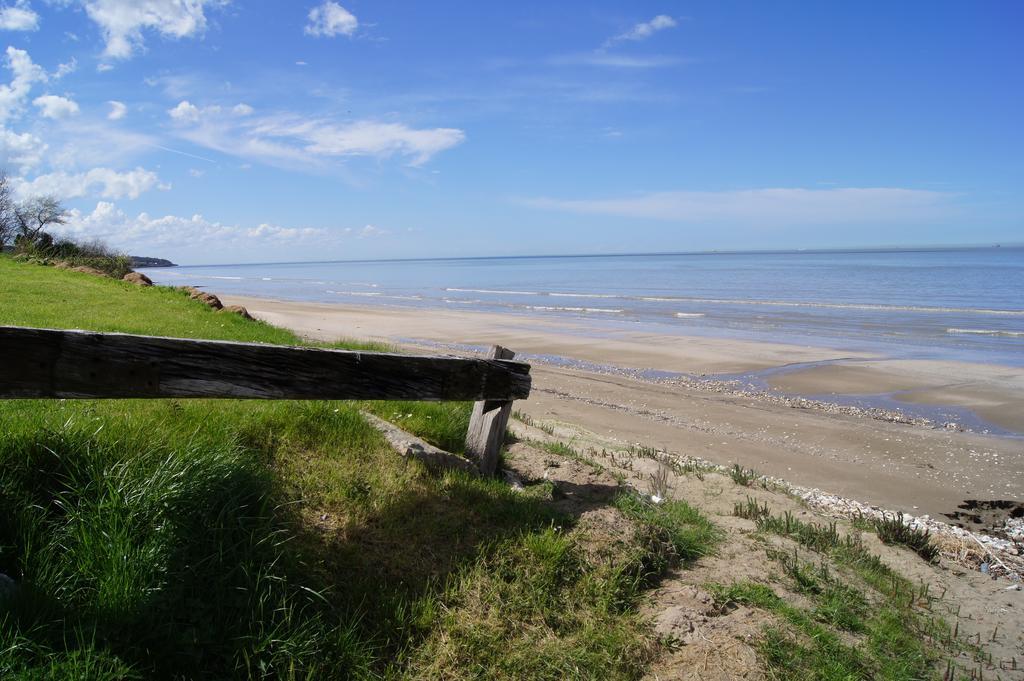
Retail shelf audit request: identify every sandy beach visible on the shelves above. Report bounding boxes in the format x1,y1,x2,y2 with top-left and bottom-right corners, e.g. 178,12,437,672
226,294,1024,523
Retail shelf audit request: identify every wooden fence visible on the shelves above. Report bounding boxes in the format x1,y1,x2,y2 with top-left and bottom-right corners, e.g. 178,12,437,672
0,326,531,475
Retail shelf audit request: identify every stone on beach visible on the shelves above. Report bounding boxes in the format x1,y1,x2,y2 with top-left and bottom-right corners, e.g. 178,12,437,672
123,271,153,286
219,304,253,320
180,286,223,310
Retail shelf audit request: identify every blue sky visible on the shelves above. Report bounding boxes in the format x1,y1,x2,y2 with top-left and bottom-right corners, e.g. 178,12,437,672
1,1,1020,264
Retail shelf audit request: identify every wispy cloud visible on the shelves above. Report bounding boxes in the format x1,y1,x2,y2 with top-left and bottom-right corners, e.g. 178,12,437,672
603,15,678,48
44,120,160,169
523,187,954,224
251,116,465,165
550,53,688,69
546,14,685,71
53,57,77,79
166,101,465,168
107,99,126,120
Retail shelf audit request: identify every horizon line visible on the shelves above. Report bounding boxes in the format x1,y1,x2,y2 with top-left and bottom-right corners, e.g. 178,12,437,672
155,241,1024,269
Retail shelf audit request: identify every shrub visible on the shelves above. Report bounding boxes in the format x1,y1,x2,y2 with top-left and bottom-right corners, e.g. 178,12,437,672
14,236,132,279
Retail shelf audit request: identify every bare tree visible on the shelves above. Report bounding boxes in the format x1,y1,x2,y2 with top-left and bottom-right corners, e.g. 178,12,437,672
14,195,68,244
0,171,14,249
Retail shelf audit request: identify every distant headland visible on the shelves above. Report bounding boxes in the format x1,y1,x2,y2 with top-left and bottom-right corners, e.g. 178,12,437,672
128,256,177,268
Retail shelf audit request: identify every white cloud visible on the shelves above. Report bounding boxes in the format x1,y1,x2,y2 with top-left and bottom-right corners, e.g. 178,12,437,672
187,167,203,177
605,15,677,47
0,126,45,170
357,224,388,238
0,46,47,122
57,201,340,255
168,104,465,168
245,222,324,240
168,99,200,122
16,166,167,200
33,93,80,119
523,188,953,224
53,57,77,79
305,1,357,38
0,1,40,31
107,99,126,119
250,117,466,166
79,0,215,60
96,62,114,72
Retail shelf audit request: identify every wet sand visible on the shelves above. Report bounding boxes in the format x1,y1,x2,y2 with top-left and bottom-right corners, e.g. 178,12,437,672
766,361,1024,433
226,295,1024,520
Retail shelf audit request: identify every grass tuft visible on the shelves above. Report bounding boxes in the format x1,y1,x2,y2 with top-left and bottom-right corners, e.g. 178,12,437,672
873,512,939,563
728,463,758,487
614,492,719,565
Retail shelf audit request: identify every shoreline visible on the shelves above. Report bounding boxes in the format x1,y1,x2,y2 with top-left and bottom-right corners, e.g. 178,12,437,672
224,294,1024,437
223,293,1024,529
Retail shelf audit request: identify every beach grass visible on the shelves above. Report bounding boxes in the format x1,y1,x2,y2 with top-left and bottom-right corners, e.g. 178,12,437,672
0,255,721,679
730,498,961,680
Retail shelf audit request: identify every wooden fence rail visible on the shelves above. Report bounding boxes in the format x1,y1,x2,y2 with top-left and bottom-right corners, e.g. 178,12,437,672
0,326,531,474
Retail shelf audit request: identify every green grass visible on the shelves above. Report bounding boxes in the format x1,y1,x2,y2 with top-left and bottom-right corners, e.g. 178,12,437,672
613,492,719,565
0,256,718,679
710,579,936,681
0,256,302,343
0,256,396,358
730,498,961,680
403,528,658,680
361,400,473,455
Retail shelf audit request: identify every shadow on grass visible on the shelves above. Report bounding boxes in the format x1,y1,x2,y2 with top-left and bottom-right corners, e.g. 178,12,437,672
0,399,617,679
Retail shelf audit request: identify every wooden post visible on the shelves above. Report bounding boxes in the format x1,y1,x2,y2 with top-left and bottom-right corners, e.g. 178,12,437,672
465,345,516,476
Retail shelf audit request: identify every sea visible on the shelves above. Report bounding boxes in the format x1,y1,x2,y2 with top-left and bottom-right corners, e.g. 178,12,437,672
140,246,1024,367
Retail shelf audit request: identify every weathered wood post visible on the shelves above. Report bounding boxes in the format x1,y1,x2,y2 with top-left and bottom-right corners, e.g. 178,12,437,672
465,345,516,475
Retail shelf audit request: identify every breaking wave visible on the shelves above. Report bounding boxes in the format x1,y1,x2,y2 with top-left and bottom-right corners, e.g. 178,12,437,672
525,305,624,314
946,328,1024,337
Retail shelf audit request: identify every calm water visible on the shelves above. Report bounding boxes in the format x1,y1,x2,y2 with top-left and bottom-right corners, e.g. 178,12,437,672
141,247,1024,366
